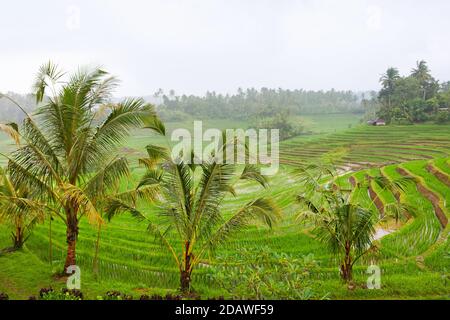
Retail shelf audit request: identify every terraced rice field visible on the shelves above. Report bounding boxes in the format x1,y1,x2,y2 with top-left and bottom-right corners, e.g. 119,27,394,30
280,125,450,172
1,123,450,299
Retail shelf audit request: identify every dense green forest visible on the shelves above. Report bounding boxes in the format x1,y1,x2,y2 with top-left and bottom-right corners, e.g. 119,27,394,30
157,88,364,121
376,61,450,124
0,88,364,124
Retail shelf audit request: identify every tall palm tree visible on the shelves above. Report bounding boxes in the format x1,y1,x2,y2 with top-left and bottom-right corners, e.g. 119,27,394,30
0,62,163,271
379,67,400,108
411,60,433,100
296,164,411,282
0,168,45,252
107,144,281,293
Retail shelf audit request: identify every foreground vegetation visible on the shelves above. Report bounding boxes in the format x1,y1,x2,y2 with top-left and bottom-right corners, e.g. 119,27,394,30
1,131,449,299
0,63,449,300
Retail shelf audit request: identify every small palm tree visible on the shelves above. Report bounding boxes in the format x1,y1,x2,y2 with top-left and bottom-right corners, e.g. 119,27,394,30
0,62,163,271
296,164,411,282
107,144,281,293
0,168,45,252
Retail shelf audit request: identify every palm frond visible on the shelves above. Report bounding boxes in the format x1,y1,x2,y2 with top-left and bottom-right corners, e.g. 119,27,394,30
164,161,193,220
146,220,181,271
371,175,415,194
138,145,170,169
61,183,103,225
143,114,166,136
240,165,268,188
351,206,376,255
21,118,62,173
104,198,146,221
296,194,320,214
0,123,20,145
384,202,414,223
33,61,64,104
137,168,163,190
7,156,57,201
84,157,129,198
203,197,280,253
193,162,236,240
91,98,158,157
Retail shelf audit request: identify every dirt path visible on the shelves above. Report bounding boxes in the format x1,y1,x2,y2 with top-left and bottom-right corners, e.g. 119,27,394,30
426,163,450,188
396,167,448,228
348,176,356,188
368,183,385,216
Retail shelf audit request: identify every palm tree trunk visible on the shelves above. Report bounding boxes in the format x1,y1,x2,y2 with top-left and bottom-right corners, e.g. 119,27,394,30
180,270,191,293
340,242,353,282
180,241,192,293
65,236,77,271
341,261,352,282
13,225,24,249
64,214,79,272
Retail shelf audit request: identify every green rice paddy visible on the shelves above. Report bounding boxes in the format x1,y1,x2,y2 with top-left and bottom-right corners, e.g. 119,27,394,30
0,116,449,300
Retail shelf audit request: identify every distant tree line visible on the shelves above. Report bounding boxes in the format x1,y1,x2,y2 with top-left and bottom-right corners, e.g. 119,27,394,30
156,88,364,121
376,61,450,124
0,92,36,123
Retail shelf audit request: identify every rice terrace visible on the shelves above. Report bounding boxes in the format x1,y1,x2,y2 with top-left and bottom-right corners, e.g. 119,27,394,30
0,1,450,304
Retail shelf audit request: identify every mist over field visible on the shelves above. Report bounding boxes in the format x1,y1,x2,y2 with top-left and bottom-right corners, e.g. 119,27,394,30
1,0,450,96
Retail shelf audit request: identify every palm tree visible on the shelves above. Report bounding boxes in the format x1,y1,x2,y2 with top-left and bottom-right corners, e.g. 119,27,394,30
379,67,400,108
296,164,411,282
411,60,433,100
0,168,45,252
0,62,163,271
106,144,281,293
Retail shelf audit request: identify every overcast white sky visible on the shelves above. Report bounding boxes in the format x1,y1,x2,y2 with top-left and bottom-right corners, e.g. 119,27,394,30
1,0,449,96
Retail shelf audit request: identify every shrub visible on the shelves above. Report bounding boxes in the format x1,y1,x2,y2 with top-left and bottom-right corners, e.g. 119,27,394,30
164,293,182,300
139,294,184,300
100,291,133,301
0,292,9,300
39,287,54,298
39,288,83,300
212,247,321,300
435,111,449,124
207,296,225,300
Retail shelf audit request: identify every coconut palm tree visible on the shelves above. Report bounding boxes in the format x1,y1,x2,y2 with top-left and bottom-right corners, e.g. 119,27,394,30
296,164,411,282
0,62,163,271
0,168,45,252
106,143,281,293
411,60,433,100
379,67,400,108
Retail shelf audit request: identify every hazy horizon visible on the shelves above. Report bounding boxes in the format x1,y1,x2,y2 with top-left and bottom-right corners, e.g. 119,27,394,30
1,0,450,97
